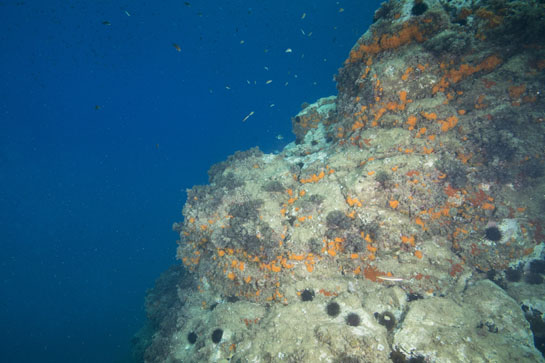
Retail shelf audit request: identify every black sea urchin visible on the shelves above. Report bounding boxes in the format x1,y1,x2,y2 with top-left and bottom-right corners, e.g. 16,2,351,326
300,289,314,302
187,332,197,344
211,328,223,343
326,302,340,317
485,226,502,242
346,312,361,326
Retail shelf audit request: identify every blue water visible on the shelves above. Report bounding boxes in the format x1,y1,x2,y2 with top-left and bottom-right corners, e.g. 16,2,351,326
0,1,380,361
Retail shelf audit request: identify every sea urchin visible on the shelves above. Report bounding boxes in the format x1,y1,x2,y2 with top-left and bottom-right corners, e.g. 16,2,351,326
326,301,340,317
346,312,361,326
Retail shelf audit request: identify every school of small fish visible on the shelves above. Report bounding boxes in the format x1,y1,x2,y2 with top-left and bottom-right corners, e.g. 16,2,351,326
113,4,347,136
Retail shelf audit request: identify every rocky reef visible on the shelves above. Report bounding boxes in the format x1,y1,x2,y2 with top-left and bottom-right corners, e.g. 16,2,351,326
134,0,545,362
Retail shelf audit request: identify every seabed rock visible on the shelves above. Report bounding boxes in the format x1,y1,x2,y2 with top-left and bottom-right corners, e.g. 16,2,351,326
395,280,540,362
134,0,545,361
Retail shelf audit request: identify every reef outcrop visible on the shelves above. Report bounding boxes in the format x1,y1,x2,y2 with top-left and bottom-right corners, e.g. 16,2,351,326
134,0,545,361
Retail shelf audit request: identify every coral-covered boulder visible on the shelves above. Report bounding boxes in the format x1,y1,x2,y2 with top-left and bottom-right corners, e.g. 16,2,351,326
135,0,545,361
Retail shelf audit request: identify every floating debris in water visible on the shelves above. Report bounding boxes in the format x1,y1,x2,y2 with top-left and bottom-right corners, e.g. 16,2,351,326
242,111,254,122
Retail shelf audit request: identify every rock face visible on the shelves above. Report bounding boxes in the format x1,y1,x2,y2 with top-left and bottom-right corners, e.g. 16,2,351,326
394,280,540,362
134,0,545,362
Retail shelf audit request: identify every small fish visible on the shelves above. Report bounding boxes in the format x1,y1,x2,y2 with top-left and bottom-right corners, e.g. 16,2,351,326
184,1,191,6
276,134,284,140
265,80,272,84
124,10,131,16
264,66,269,71
94,105,101,110
377,276,404,282
225,85,231,90
300,28,305,35
240,40,245,44
242,111,254,122
301,13,306,20
102,21,111,26
173,43,181,52
285,48,292,53
339,8,344,13
269,103,275,107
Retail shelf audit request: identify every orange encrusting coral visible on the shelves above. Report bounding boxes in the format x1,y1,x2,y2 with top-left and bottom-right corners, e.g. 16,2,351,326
432,55,501,95
421,112,437,121
406,115,418,130
446,55,502,84
346,196,363,207
346,21,426,64
300,170,326,183
438,115,458,132
401,66,413,81
401,235,416,246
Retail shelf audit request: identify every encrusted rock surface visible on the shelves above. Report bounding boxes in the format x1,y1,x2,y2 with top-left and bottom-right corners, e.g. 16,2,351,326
394,280,541,362
134,0,545,362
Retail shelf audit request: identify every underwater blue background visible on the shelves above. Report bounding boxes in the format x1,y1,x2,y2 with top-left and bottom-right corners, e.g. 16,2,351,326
0,1,380,361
